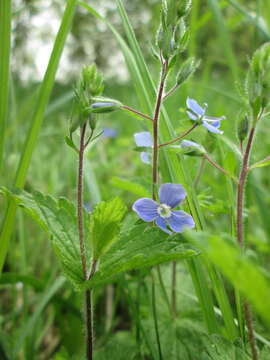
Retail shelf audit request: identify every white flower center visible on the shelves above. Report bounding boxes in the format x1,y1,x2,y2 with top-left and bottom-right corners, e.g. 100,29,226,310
157,204,171,218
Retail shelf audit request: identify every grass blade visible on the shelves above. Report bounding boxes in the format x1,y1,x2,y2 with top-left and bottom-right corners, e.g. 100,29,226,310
0,0,11,173
0,0,77,273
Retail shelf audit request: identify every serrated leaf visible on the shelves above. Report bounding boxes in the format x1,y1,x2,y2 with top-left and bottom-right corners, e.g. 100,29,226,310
84,224,198,289
1,187,85,289
89,197,127,260
202,334,249,360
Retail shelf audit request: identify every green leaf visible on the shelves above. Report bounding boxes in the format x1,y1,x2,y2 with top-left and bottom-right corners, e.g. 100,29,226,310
89,197,127,260
186,231,270,326
202,334,250,360
84,224,198,289
1,188,84,289
111,177,151,197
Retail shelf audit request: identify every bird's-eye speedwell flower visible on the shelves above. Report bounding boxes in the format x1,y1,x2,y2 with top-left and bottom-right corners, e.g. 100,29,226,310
186,97,225,134
134,131,153,164
132,183,195,234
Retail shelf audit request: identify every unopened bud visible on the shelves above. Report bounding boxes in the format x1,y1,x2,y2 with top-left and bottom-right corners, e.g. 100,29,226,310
180,140,206,156
176,57,200,85
237,115,249,142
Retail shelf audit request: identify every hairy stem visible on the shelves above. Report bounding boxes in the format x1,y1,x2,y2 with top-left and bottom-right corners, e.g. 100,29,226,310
203,154,237,183
121,105,153,122
78,123,87,277
236,126,258,360
150,60,168,360
152,61,168,199
159,123,198,148
244,301,258,360
77,123,94,360
236,127,255,248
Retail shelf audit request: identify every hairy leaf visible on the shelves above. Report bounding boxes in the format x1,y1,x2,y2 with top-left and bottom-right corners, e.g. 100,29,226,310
1,188,84,288
84,224,198,289
89,197,127,260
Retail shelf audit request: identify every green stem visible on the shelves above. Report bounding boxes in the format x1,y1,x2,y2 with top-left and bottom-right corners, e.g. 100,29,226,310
171,261,177,318
151,272,163,360
236,126,258,360
0,0,77,273
0,0,11,173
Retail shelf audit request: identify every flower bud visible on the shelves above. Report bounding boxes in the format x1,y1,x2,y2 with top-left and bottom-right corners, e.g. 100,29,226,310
90,102,121,114
245,42,270,117
180,140,206,156
237,115,249,142
176,57,200,85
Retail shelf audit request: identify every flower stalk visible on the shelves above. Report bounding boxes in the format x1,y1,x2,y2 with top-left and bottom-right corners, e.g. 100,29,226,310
152,60,168,199
236,124,258,360
159,123,198,148
77,122,94,360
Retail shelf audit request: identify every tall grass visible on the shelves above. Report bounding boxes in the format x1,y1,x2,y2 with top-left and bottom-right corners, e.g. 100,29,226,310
0,0,11,173
0,0,77,272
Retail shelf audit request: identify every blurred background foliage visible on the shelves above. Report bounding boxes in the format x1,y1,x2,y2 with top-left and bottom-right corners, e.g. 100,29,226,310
1,0,270,358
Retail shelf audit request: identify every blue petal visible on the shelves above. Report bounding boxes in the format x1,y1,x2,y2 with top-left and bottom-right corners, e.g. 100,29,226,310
167,210,195,233
134,132,153,147
91,102,116,108
140,152,151,164
132,198,158,222
103,127,118,138
155,216,172,234
186,110,198,121
186,98,206,117
202,120,223,134
181,140,201,148
203,115,225,124
158,183,186,208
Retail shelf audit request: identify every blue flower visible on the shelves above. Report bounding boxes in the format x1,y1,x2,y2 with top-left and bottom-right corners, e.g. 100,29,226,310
132,183,195,234
103,127,118,139
134,131,153,164
186,97,225,134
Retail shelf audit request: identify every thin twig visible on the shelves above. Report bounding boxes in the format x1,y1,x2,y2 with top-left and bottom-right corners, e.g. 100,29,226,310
121,105,153,122
250,155,270,170
159,124,198,148
203,153,238,183
162,83,179,101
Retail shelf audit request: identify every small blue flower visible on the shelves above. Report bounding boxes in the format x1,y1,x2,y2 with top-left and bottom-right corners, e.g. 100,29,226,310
103,127,118,139
134,131,153,164
186,97,225,134
132,183,195,234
